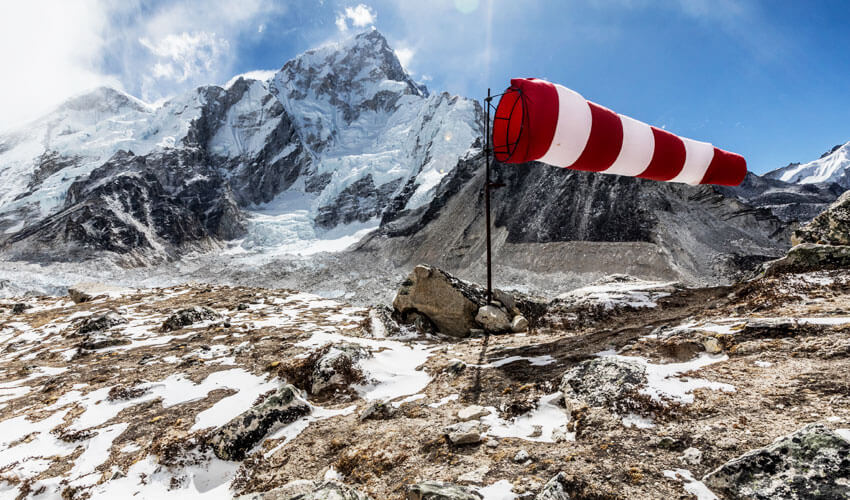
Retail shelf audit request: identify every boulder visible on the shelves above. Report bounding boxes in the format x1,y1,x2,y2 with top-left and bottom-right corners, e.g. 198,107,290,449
78,311,126,335
559,357,647,414
511,315,529,333
359,401,396,421
475,305,511,333
444,421,484,445
792,190,850,246
393,265,484,337
311,343,370,395
536,472,570,500
68,282,128,303
703,423,850,499
207,384,311,460
239,480,373,499
763,243,850,276
407,481,483,500
457,405,490,422
160,306,221,332
11,303,30,314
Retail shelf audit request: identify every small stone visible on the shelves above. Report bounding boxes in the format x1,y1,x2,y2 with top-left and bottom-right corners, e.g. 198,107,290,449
444,421,483,445
457,405,490,421
536,472,570,500
359,401,396,421
485,438,499,448
528,425,543,438
236,303,250,311
475,305,511,333
552,428,571,443
680,447,702,465
11,303,30,314
511,315,529,333
446,359,467,376
513,449,531,463
703,337,722,354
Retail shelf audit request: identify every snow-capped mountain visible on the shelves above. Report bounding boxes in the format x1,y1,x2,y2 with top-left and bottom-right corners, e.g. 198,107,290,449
765,141,850,187
0,29,482,262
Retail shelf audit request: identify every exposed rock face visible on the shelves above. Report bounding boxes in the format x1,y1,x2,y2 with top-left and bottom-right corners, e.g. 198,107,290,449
793,190,850,245
160,306,221,332
208,384,311,461
6,149,245,263
559,357,647,413
239,480,374,499
703,424,850,499
536,472,570,500
77,311,126,335
407,481,483,500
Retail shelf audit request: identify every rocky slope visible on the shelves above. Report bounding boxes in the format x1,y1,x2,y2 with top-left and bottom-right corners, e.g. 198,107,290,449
355,153,792,287
717,171,844,223
0,30,481,263
1,258,849,498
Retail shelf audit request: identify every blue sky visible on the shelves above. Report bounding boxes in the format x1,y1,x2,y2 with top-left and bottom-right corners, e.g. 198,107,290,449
2,1,848,173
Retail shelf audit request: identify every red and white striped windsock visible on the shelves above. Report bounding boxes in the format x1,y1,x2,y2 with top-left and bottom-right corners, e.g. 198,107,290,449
492,78,747,186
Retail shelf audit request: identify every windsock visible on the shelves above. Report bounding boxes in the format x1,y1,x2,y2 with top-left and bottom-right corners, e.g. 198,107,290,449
492,78,746,186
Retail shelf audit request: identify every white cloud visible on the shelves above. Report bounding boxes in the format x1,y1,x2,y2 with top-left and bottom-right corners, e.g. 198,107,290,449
336,4,377,31
0,0,119,131
395,47,414,71
139,32,230,83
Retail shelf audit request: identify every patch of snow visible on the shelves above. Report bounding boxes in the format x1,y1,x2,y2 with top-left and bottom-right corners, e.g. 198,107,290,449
602,353,735,404
428,394,459,408
477,480,518,500
296,331,435,402
481,392,570,443
754,360,773,368
391,393,426,408
476,355,556,368
622,413,655,429
664,468,719,500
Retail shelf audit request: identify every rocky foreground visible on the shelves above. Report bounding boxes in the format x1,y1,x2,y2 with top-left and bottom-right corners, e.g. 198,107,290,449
0,261,849,499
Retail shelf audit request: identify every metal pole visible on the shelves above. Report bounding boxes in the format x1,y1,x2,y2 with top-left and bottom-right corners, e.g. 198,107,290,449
484,88,493,303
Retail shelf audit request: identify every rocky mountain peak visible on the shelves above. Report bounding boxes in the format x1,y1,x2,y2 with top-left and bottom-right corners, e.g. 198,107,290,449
765,140,850,188
272,29,423,110
56,86,149,116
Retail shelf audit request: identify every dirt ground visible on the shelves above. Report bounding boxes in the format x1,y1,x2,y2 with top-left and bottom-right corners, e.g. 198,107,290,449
0,269,848,499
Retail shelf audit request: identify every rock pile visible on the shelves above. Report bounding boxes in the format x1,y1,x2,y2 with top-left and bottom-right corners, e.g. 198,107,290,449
392,265,530,337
